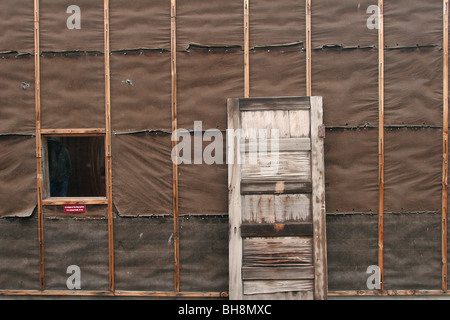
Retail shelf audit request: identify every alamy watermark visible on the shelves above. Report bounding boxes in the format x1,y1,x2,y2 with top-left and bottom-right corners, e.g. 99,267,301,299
366,265,381,290
367,5,380,30
66,265,81,290
171,121,280,175
66,5,81,30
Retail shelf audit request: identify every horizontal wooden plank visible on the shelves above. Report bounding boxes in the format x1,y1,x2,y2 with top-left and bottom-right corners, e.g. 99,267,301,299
243,237,313,268
241,138,311,153
243,291,313,300
242,194,311,223
243,280,314,295
289,110,310,138
41,129,106,136
241,181,312,195
241,110,290,139
242,151,311,181
239,97,311,111
243,266,315,281
42,197,109,206
241,223,313,238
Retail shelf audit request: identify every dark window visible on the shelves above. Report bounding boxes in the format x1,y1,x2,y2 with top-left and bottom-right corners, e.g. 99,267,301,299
44,136,106,198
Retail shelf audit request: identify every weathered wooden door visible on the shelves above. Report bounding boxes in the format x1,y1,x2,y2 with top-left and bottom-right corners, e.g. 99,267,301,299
228,96,327,300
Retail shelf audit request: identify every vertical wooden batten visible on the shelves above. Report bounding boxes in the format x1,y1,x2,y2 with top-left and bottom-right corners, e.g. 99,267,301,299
443,0,449,292
310,96,327,299
104,0,114,293
34,0,45,292
228,99,243,300
378,0,385,292
171,0,180,293
244,0,250,98
306,0,312,96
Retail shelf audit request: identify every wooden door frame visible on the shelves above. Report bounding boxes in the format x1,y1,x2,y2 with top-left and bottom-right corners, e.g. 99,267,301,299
227,96,327,300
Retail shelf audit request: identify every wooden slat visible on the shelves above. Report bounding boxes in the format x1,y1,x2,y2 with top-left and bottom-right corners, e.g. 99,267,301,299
242,195,275,223
34,0,44,292
171,0,180,294
242,194,311,223
289,110,311,138
244,280,313,295
329,290,450,297
241,110,291,139
244,0,250,98
443,0,449,292
228,98,243,300
104,0,114,293
239,97,311,111
41,129,106,135
241,181,312,195
243,237,313,266
244,291,313,300
306,0,312,96
243,266,315,281
241,223,313,238
274,194,312,222
378,0,385,293
0,290,227,298
42,197,109,206
241,138,311,153
310,96,328,300
242,151,311,181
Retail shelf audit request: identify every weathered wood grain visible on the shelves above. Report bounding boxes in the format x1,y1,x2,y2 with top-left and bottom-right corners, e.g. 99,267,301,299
239,97,311,111
242,195,275,223
242,151,311,181
243,266,315,281
310,96,328,300
243,237,313,267
242,194,311,223
289,110,310,138
241,138,311,153
228,97,324,300
241,223,313,238
240,181,312,195
243,291,313,300
275,194,311,222
228,98,243,300
243,280,314,295
443,0,449,291
241,110,290,139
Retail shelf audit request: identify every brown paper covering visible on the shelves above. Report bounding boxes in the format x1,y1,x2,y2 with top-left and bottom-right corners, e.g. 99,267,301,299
112,133,172,217
384,128,442,214
385,47,443,126
312,48,378,128
177,0,243,49
0,0,34,53
250,48,306,98
40,53,105,129
384,0,442,47
0,55,35,134
311,0,378,48
250,0,305,47
111,51,172,132
110,0,170,51
177,50,243,131
325,128,379,214
40,0,104,52
0,136,36,218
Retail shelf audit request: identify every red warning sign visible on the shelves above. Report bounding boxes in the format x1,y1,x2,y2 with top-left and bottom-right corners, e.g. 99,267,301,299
64,205,86,214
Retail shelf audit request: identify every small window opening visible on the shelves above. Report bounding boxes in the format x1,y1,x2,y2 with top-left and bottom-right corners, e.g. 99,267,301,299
44,136,106,198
